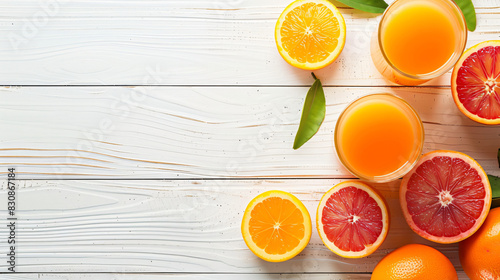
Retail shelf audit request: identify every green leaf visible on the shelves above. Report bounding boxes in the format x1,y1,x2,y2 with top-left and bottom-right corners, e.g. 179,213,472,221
497,148,500,168
453,0,476,31
487,174,500,209
293,73,326,150
489,175,500,198
334,0,388,14
493,198,500,209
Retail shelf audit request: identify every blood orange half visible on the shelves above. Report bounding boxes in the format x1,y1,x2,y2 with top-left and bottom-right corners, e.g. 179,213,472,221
451,40,500,124
400,150,491,244
316,181,389,258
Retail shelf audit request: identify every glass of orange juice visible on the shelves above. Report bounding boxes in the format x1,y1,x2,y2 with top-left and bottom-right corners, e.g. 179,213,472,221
371,0,467,85
335,94,424,182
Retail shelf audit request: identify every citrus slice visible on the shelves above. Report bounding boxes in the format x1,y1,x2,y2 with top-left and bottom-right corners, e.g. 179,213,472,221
275,0,346,70
400,150,492,244
316,181,389,258
241,190,312,262
451,40,500,124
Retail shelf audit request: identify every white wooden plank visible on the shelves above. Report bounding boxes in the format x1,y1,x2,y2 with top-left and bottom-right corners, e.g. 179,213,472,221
0,273,373,280
0,179,468,273
0,272,474,280
0,0,498,86
2,86,500,179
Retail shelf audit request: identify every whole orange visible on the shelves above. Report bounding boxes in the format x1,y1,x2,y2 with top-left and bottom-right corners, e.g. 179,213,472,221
371,244,457,280
459,207,500,280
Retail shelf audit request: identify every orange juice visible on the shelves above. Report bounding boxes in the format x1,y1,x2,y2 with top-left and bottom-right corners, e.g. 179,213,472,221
382,1,456,75
335,94,424,182
370,0,467,85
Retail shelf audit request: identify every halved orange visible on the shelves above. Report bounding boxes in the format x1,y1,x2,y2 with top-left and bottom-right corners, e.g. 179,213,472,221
241,190,312,262
275,0,346,70
451,40,500,124
400,150,491,244
316,181,389,258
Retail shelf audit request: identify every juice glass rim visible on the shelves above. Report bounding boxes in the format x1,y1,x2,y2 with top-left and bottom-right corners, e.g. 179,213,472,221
334,93,425,183
377,0,468,81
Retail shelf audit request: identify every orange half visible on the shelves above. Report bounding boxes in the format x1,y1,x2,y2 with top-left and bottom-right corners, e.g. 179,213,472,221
275,0,346,70
241,190,312,262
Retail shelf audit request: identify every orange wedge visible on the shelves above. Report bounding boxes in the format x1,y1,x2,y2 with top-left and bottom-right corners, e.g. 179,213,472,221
241,190,312,262
275,0,346,70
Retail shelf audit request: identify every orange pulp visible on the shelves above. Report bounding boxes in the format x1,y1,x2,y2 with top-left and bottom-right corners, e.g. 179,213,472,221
339,98,416,178
382,0,457,75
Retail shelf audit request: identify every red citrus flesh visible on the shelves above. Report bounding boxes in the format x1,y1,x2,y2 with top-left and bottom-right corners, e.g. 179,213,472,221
323,186,382,250
317,181,389,258
400,150,491,244
452,41,500,124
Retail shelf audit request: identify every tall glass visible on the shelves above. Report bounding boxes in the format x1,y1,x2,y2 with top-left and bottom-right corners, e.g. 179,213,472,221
371,0,467,85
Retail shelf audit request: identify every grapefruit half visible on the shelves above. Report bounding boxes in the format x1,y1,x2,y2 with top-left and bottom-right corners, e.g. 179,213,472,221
400,150,491,244
316,181,389,258
451,40,500,124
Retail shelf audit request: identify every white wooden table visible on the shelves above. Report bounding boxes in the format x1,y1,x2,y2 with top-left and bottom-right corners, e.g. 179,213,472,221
1,0,499,279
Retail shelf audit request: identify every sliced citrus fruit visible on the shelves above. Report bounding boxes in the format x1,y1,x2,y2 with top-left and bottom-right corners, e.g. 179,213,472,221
451,40,500,124
275,0,346,70
400,150,491,244
316,181,389,258
372,244,458,280
241,190,312,262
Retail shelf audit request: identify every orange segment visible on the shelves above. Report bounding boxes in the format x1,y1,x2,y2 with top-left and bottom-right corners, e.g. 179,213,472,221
241,190,312,262
451,40,500,124
275,0,346,70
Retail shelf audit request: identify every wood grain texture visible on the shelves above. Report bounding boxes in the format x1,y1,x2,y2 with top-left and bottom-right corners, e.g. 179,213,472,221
0,179,466,273
2,86,500,179
0,0,498,86
0,272,473,280
0,274,373,280
2,2,499,278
